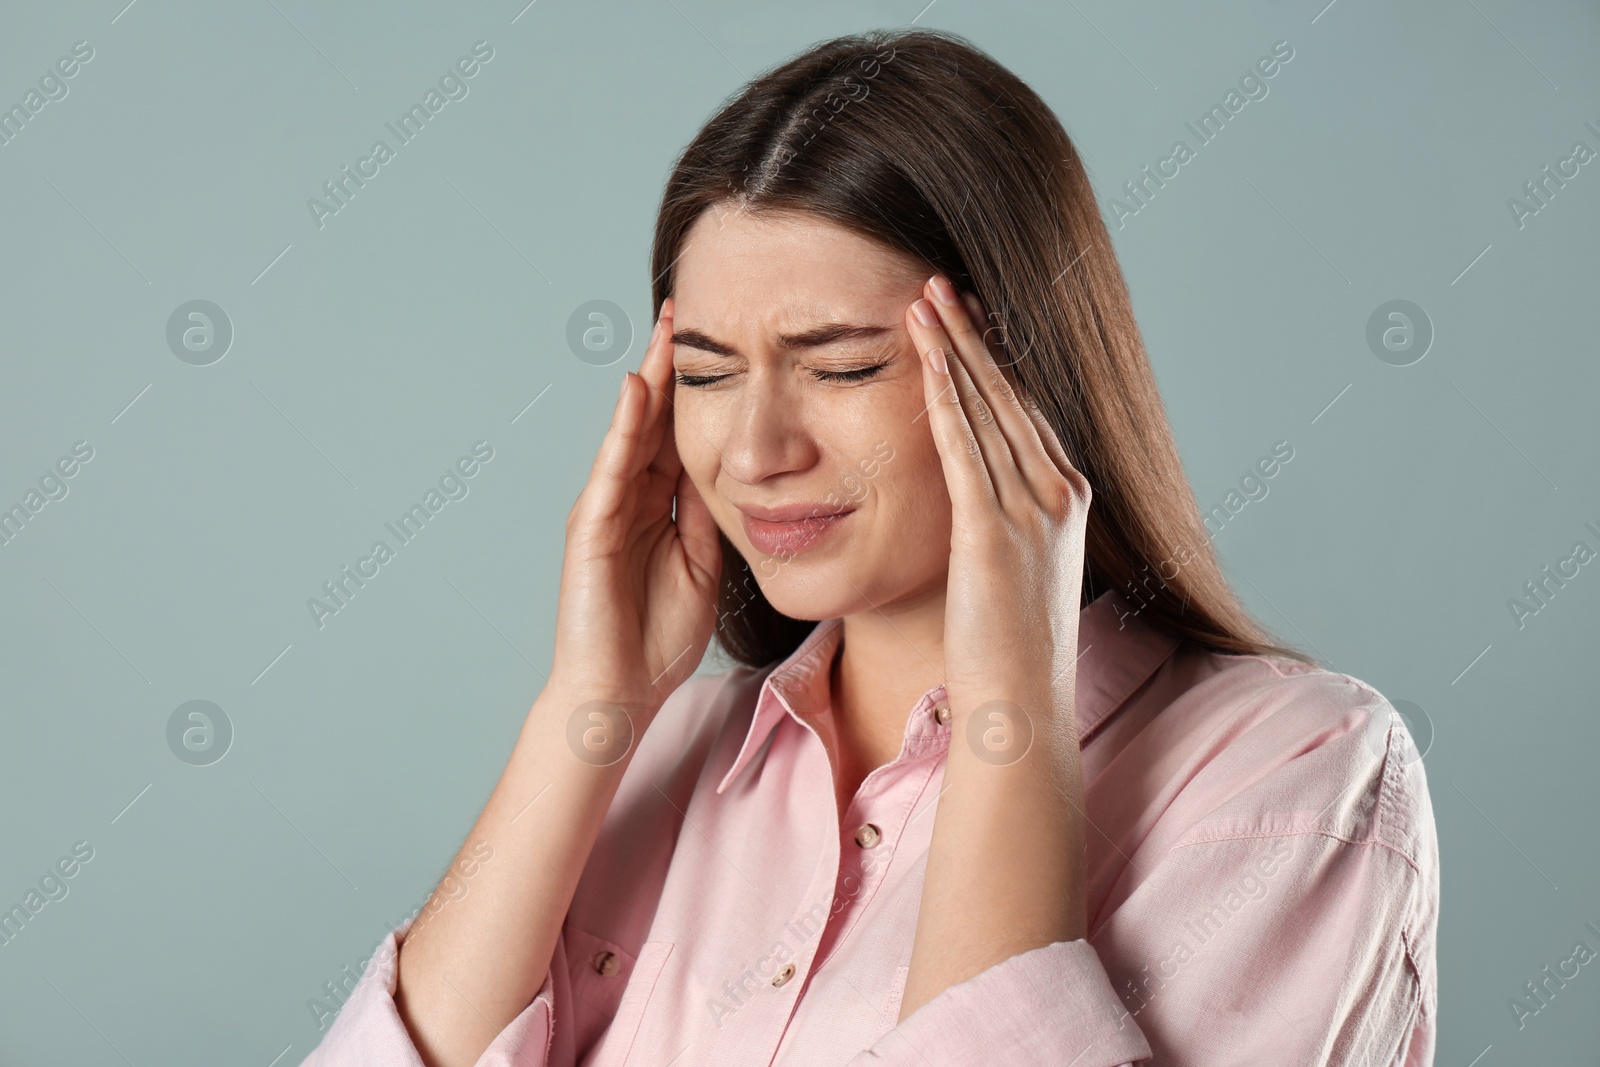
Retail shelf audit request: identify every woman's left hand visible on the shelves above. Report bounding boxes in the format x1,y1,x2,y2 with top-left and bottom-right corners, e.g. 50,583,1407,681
905,274,1094,759
896,273,1096,1022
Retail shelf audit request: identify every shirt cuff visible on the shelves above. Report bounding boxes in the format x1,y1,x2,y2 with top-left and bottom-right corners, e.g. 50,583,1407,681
303,918,557,1067
847,939,1150,1066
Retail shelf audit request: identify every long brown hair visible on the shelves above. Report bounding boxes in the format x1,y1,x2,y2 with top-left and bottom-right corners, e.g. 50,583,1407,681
648,27,1315,670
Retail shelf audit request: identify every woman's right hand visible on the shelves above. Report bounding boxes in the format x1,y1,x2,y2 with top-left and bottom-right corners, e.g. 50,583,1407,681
545,296,723,721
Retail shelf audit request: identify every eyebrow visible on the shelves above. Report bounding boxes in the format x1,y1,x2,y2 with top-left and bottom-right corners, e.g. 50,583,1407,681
670,322,897,357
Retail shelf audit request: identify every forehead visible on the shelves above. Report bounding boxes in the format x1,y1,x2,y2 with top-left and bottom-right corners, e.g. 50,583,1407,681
672,206,929,327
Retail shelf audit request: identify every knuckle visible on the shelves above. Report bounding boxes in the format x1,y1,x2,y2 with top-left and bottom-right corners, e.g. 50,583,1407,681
1048,481,1075,518
1045,474,1089,518
988,366,1018,405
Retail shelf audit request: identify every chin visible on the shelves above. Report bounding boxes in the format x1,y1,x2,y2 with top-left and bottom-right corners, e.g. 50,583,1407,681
741,552,866,623
752,549,931,624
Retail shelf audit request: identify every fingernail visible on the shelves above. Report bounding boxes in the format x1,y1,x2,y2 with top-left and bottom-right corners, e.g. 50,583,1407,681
930,275,960,306
619,372,630,400
927,346,948,375
912,299,939,327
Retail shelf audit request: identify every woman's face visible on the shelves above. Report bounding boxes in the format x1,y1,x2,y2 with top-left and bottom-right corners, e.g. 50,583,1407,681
669,206,952,622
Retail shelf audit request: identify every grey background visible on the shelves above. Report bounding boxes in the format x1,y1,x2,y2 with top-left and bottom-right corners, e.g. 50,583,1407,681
1,0,1595,1063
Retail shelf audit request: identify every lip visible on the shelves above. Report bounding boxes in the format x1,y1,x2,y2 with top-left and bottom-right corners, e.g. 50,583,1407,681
735,502,856,558
735,501,855,523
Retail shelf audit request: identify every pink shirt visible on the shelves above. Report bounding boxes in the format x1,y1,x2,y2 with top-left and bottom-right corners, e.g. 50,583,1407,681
303,589,1439,1066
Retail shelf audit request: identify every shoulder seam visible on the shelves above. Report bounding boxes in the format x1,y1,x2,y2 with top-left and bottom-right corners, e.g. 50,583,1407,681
1167,827,1423,879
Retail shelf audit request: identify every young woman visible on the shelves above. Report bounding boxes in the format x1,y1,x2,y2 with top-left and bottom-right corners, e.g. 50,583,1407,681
303,28,1437,1067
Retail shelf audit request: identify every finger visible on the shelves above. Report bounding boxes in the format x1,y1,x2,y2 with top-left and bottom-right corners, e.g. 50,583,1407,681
1017,389,1075,481
909,294,1020,502
578,367,649,529
927,277,1063,501
637,299,679,476
644,297,725,495
633,302,694,501
580,300,678,525
961,291,1013,381
910,302,998,510
957,290,1071,476
640,297,674,416
968,290,1032,372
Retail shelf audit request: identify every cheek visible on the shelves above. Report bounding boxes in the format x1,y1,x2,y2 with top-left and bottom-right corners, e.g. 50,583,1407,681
831,377,942,517
673,399,746,540
889,439,950,526
859,405,948,532
672,401,718,483
847,429,951,599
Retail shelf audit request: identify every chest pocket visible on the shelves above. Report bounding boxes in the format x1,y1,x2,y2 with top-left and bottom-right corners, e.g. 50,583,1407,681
601,940,675,1067
579,939,674,1066
565,927,640,1056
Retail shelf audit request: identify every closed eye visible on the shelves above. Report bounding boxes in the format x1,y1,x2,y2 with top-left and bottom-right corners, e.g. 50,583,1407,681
675,359,892,388
813,359,891,383
674,371,730,387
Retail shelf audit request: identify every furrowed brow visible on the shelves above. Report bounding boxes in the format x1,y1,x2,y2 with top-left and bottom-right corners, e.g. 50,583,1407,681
671,323,896,357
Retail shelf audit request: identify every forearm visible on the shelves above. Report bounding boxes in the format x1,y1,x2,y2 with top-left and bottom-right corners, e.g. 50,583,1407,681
394,684,654,1067
898,680,1087,1022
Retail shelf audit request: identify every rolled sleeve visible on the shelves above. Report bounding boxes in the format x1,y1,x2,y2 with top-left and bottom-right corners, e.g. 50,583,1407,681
1098,829,1432,1066
846,938,1150,1066
299,915,558,1067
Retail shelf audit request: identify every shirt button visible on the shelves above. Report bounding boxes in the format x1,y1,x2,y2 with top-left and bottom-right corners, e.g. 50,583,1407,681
593,950,619,977
933,699,952,726
855,823,882,849
772,962,796,987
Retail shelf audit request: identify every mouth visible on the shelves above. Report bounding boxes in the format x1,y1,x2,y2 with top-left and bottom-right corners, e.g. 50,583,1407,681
735,502,856,558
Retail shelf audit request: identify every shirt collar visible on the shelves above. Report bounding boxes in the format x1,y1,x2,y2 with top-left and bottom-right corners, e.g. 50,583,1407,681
714,587,1181,795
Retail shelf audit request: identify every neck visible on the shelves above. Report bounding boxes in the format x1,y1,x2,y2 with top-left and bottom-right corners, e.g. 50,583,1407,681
828,594,947,783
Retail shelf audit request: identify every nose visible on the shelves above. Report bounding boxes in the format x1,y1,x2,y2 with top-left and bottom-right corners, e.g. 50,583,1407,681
716,368,819,487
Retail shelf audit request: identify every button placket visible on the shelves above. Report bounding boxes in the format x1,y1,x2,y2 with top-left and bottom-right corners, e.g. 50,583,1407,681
833,813,892,928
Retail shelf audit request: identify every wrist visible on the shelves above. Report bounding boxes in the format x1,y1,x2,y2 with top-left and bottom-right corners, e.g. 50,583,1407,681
536,675,663,720
529,683,659,765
